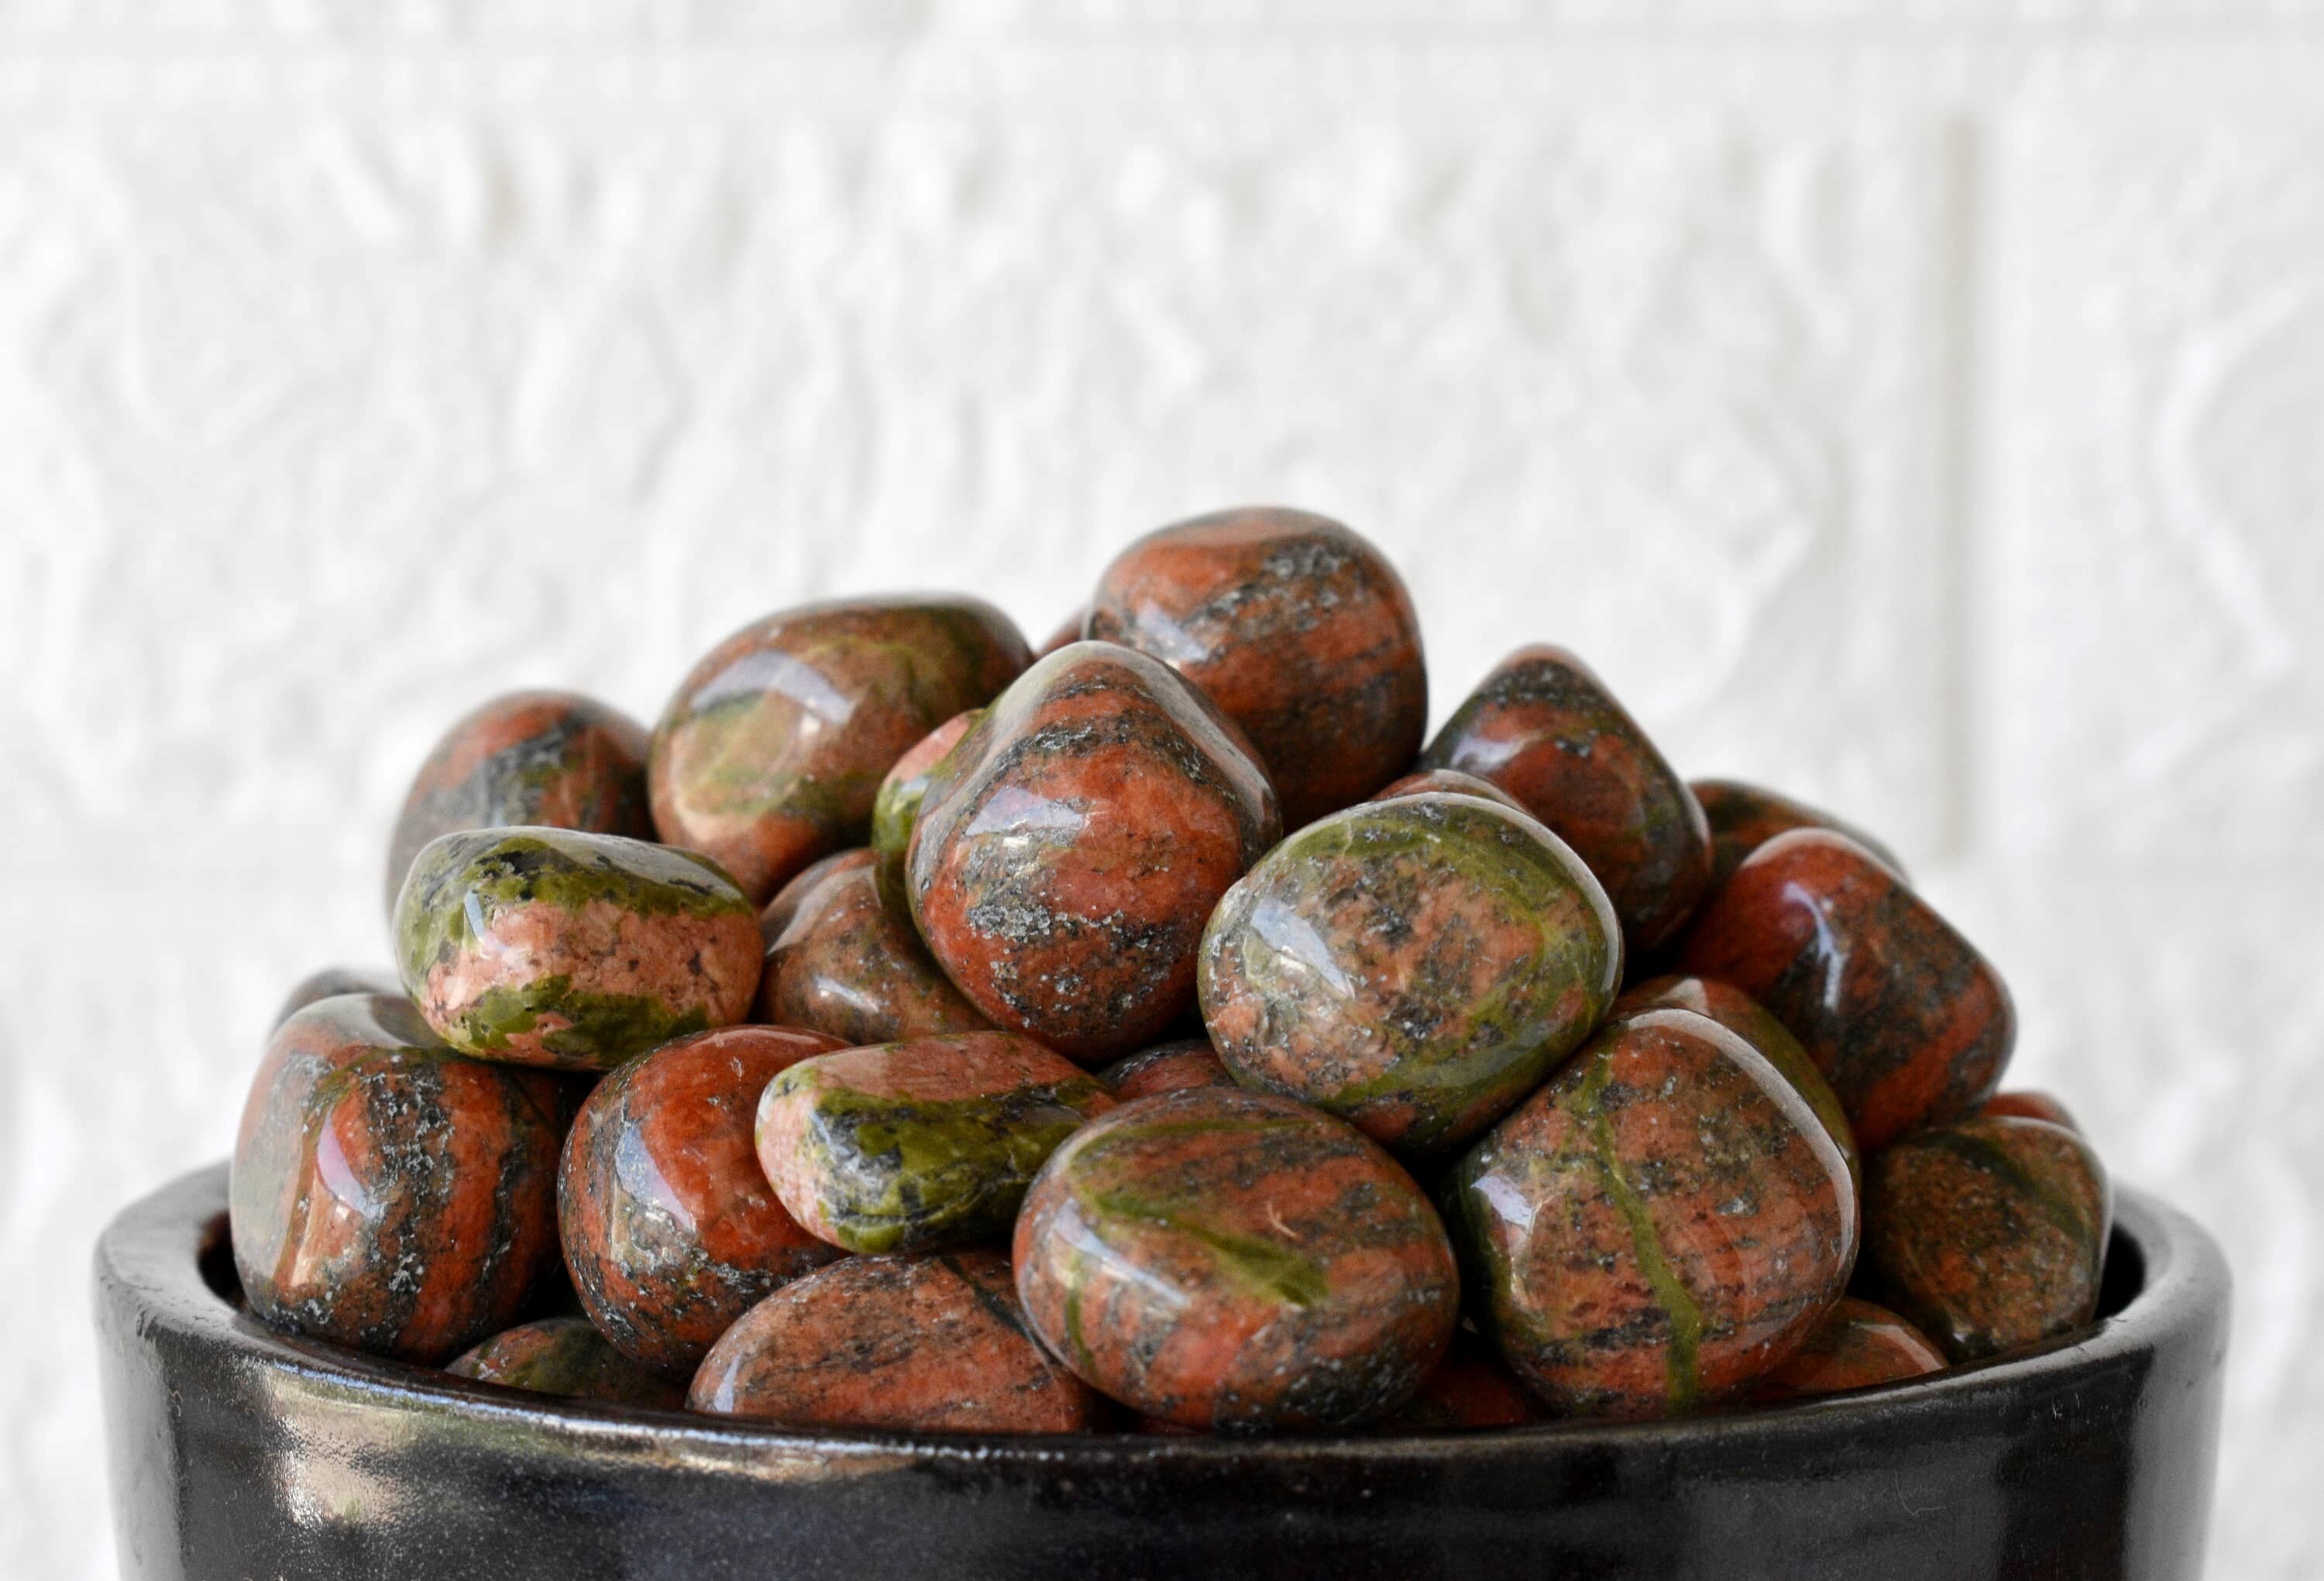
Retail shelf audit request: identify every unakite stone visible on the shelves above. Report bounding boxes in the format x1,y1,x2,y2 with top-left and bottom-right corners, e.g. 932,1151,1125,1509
690,1248,1102,1433
1677,829,2015,1153
394,827,761,1071
907,642,1281,1062
755,1032,1116,1255
1615,974,1860,1200
1013,1085,1459,1434
1422,645,1711,956
1198,794,1621,1155
1749,1297,1945,1404
1690,777,1907,894
1862,1115,2110,1363
1098,1038,1234,1102
650,596,1030,905
559,1025,847,1377
1446,1007,1856,1418
270,965,399,1030
231,994,562,1364
870,709,982,915
1085,508,1428,827
755,848,992,1047
383,689,652,916
445,1316,688,1408
1369,767,1529,816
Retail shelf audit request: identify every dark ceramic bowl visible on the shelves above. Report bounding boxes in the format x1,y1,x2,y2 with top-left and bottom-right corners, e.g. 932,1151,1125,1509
97,1163,2227,1581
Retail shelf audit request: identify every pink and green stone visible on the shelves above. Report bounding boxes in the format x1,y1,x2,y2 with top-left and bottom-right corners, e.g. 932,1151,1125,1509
394,827,761,1071
1198,792,1621,1155
756,1032,1117,1255
1445,1007,1857,1418
445,1317,687,1409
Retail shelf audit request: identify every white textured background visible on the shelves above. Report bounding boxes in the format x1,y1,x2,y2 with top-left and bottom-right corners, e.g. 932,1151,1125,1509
2,7,2319,1576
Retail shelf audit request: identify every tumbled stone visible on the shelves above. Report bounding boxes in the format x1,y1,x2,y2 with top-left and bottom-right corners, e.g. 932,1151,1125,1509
1098,1038,1235,1102
1198,793,1620,1154
1690,777,1906,893
445,1316,689,1408
1677,829,2015,1153
1369,767,1529,815
754,848,991,1045
270,966,399,1030
649,596,1031,904
1983,1090,2080,1131
383,689,654,916
1036,609,1086,658
1446,1007,1856,1418
394,827,761,1071
870,709,982,913
1375,1333,1547,1432
1013,1085,1459,1433
1085,507,1427,827
1862,1115,2110,1363
1615,974,1859,1198
1422,645,1711,956
230,994,562,1364
755,848,866,946
907,642,1280,1062
559,1025,847,1377
757,1031,1115,1255
689,1248,1102,1433
1748,1297,1946,1404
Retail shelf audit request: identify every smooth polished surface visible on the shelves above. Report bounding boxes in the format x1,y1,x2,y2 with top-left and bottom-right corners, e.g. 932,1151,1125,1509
98,1163,2226,1579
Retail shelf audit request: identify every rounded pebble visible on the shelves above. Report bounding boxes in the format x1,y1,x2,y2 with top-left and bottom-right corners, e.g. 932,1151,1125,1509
1690,777,1906,894
1198,793,1620,1154
907,642,1281,1062
649,596,1030,905
1013,1085,1460,1433
1748,1298,1946,1404
394,827,762,1070
871,710,982,911
1087,507,1428,827
1982,1090,2080,1131
757,1032,1116,1255
1422,644,1711,956
383,689,653,916
231,994,562,1364
1374,1334,1547,1432
270,965,399,1030
755,848,991,1045
559,1024,848,1377
1677,828,2015,1153
689,1248,1103,1434
445,1316,689,1408
1369,768,1529,815
1098,1038,1235,1102
1446,1007,1857,1418
1862,1115,2110,1363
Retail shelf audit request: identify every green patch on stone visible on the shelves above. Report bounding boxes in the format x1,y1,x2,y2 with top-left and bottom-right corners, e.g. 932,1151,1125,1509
1085,1187,1330,1310
784,1076,1110,1255
1577,1048,1705,1411
452,976,709,1069
394,827,749,984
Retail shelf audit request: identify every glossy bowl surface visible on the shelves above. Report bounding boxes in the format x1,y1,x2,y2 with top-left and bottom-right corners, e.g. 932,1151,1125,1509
96,1163,2228,1581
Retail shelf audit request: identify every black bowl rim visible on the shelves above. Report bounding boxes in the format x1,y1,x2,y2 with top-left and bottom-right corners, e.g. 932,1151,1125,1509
97,1160,2226,1471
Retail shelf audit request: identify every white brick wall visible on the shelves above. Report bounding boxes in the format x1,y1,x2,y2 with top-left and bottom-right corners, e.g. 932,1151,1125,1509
2,12,2317,1576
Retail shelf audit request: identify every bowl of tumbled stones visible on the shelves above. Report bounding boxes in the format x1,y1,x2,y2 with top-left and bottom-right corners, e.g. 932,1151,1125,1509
95,509,2229,1581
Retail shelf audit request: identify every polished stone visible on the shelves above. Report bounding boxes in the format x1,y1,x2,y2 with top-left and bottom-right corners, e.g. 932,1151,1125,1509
1677,829,2015,1153
230,994,562,1364
1446,1007,1856,1418
1013,1085,1459,1433
1199,793,1620,1155
1748,1297,1946,1404
649,596,1030,904
394,827,761,1070
269,965,399,1030
1422,645,1711,956
1086,507,1427,827
559,1025,847,1377
383,689,653,916
1862,1115,2110,1363
756,1031,1114,1256
907,642,1280,1062
870,709,982,913
444,1316,688,1409
755,847,991,1046
1098,1038,1235,1102
1368,767,1529,815
689,1249,1102,1434
1690,777,1906,894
